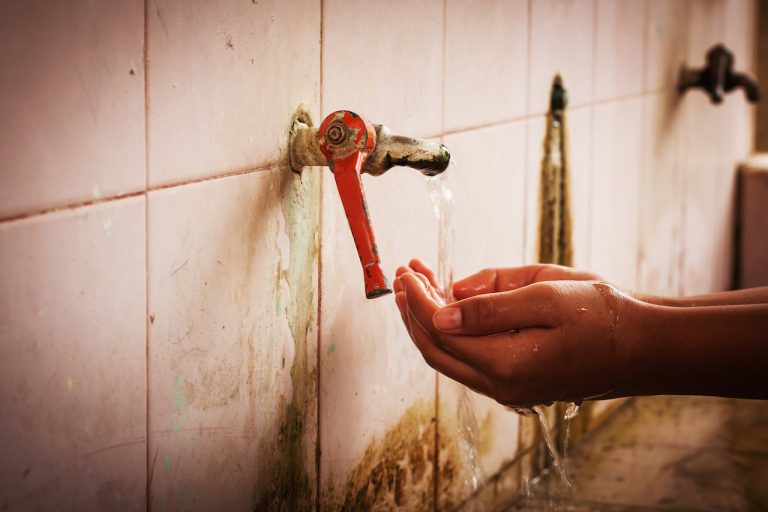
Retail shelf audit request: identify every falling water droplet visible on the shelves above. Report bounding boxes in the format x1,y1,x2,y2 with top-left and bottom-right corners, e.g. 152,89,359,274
533,406,573,489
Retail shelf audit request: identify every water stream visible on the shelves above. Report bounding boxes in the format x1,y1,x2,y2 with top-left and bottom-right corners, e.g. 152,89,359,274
428,169,487,506
426,166,577,507
533,407,573,489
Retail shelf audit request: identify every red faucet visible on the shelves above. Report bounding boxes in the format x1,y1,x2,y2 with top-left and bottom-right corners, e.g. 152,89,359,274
317,111,390,298
289,108,450,299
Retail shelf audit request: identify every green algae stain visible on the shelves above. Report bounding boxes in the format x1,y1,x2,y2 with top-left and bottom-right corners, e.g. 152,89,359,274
326,343,334,356
162,455,170,472
255,163,320,511
174,376,184,411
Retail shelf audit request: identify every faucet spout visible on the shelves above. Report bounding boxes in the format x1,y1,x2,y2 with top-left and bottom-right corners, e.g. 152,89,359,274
679,44,760,104
363,125,450,177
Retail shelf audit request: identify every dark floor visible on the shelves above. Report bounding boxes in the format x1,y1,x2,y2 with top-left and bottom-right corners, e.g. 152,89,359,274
508,396,768,511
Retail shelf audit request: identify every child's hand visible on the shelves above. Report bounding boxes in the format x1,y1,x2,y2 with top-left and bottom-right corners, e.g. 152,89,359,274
393,263,644,407
451,264,601,300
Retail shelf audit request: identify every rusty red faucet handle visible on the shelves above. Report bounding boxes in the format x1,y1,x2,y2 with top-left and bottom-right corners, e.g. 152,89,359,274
317,111,392,299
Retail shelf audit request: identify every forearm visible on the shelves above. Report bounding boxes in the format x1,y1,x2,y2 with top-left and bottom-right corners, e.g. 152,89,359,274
620,301,768,399
634,286,768,307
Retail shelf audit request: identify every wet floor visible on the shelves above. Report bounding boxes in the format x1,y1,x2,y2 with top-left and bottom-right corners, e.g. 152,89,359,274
508,395,768,511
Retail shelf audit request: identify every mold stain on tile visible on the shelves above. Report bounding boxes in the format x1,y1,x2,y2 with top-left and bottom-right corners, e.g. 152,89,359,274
478,410,494,458
323,401,436,511
436,400,486,511
254,166,320,511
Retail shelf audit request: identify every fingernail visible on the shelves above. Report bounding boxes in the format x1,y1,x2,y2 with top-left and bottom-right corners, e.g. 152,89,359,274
433,307,462,330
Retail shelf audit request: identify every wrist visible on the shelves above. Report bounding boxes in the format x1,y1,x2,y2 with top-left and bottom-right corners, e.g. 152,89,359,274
614,296,673,397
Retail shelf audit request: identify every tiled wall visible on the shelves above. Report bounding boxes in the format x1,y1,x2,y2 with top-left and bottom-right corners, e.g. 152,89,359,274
0,0,756,510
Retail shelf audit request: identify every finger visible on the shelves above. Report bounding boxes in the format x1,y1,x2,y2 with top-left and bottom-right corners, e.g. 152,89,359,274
433,283,562,335
400,273,441,325
403,274,544,374
406,308,492,397
453,265,600,300
396,270,441,303
408,258,439,289
403,273,513,369
452,267,542,299
394,288,414,338
394,270,408,293
412,272,444,304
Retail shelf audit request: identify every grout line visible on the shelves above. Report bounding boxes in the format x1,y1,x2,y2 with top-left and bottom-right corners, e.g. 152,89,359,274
1,87,672,229
636,0,651,289
434,1,447,508
641,0,650,94
438,90,666,141
143,0,151,507
585,0,598,274
0,191,145,225
517,1,533,497
0,163,278,225
677,0,693,297
439,115,530,138
315,0,324,509
522,0,532,264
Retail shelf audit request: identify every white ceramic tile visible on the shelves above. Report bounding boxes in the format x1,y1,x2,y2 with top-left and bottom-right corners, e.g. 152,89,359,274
593,0,647,101
0,198,146,511
687,0,726,62
148,168,320,510
444,121,527,277
724,0,757,75
147,0,321,186
679,94,751,295
0,1,145,218
590,98,644,290
319,161,439,508
638,92,685,297
322,0,443,138
645,0,690,92
529,0,595,116
525,108,593,270
444,0,529,132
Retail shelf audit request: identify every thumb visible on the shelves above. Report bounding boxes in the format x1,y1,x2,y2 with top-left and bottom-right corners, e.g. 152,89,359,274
433,283,562,335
